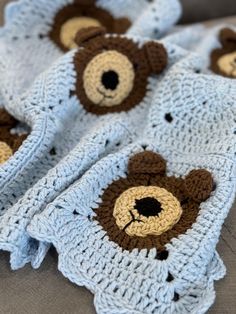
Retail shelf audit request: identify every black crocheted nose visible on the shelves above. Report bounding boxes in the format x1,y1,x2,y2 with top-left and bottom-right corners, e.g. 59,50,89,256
101,70,119,90
134,197,163,217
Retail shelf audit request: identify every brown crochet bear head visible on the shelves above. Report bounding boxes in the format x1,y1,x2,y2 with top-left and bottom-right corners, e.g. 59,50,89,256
73,27,168,115
210,28,236,78
0,109,27,165
94,151,214,259
49,0,131,52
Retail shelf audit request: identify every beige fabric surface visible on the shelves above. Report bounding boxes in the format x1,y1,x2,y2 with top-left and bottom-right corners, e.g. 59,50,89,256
0,1,235,313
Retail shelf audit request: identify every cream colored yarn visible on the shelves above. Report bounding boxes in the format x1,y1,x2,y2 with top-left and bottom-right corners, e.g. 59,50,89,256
83,50,135,107
217,51,236,77
60,17,102,50
113,186,182,237
0,141,13,164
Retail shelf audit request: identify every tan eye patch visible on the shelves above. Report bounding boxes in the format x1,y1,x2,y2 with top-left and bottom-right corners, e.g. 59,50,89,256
0,141,13,164
113,186,182,237
83,50,135,107
60,17,102,50
217,51,236,77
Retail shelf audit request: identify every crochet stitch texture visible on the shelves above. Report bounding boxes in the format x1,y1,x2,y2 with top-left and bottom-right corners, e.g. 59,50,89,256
0,1,235,313
0,0,182,227
27,52,236,313
165,23,236,78
0,0,181,105
0,33,188,269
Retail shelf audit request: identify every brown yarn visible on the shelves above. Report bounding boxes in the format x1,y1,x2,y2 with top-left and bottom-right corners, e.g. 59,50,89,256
143,42,168,74
48,2,131,52
0,109,28,163
128,151,166,175
113,18,132,35
75,26,106,47
219,28,236,48
0,108,17,127
12,134,28,153
210,28,236,78
74,34,168,115
184,169,213,202
94,151,214,252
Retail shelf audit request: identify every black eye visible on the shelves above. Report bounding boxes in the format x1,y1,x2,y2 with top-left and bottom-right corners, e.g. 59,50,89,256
49,147,56,156
165,113,173,123
166,272,174,282
101,70,119,90
173,292,180,302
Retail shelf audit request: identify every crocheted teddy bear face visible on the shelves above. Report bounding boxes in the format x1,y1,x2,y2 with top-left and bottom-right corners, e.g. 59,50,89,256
0,109,27,164
95,151,214,256
74,27,168,115
49,0,131,52
210,28,236,78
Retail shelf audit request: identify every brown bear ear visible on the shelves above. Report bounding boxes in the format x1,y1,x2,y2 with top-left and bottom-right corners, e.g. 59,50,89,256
219,28,236,47
142,42,168,75
128,151,166,175
184,169,214,202
74,26,106,47
113,18,132,34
